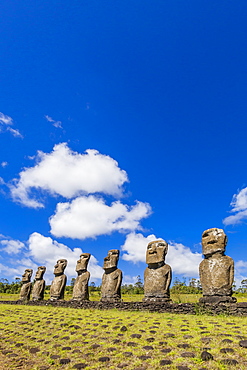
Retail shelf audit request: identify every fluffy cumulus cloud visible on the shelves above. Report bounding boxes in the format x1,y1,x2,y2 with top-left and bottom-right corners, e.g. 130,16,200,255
166,242,202,277
0,112,23,138
0,239,25,254
0,233,103,283
28,232,103,281
0,263,35,279
50,196,151,239
121,232,159,263
9,143,129,208
121,232,202,277
223,188,247,225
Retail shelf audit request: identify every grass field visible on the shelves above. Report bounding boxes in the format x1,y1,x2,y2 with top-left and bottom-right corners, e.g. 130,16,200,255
1,292,247,303
0,303,247,370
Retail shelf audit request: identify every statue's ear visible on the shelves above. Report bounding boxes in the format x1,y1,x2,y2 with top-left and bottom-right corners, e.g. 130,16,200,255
224,235,228,247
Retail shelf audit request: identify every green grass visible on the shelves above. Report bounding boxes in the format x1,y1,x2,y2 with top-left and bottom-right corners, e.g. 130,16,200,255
1,292,247,303
0,304,247,369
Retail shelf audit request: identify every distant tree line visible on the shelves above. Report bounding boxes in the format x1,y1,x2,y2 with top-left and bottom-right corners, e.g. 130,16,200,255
0,278,22,294
170,277,202,294
235,279,247,294
2,276,247,296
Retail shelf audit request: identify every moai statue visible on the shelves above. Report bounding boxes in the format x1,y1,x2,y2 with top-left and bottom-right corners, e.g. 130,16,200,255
50,259,67,301
199,228,236,304
32,266,46,301
143,240,172,302
19,269,33,301
72,253,91,301
101,249,122,302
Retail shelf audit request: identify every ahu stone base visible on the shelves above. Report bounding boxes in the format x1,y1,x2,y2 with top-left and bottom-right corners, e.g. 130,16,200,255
143,297,172,303
100,297,122,303
1,299,247,316
199,296,237,304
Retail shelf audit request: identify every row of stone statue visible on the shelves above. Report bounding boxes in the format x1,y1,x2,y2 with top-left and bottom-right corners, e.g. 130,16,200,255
19,228,236,304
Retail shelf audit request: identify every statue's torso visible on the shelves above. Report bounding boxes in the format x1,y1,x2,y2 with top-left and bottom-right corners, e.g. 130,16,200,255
101,269,122,298
72,271,90,299
32,279,45,300
20,282,32,300
50,274,66,299
199,255,234,296
144,264,171,297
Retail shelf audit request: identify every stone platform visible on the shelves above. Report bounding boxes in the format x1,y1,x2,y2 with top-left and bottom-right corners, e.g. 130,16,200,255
1,299,247,316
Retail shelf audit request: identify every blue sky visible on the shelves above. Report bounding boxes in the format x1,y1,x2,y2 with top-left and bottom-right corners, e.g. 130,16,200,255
1,1,247,286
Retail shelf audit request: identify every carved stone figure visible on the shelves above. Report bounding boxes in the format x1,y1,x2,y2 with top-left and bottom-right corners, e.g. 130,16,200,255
32,266,46,301
101,249,122,302
19,269,33,301
143,240,172,302
199,228,236,304
72,253,91,301
50,259,67,300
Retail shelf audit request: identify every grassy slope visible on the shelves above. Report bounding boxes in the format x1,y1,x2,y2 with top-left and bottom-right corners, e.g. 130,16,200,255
0,304,247,370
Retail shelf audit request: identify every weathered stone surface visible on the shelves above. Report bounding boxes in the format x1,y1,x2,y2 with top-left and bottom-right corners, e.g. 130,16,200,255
201,351,213,361
220,359,238,366
2,299,247,316
72,253,91,301
199,228,235,302
19,269,33,301
101,250,122,302
50,259,67,300
143,240,172,302
199,296,236,304
160,359,172,365
32,266,46,301
239,340,247,348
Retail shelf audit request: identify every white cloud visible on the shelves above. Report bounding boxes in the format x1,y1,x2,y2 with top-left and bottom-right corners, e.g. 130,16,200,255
6,127,23,138
0,239,25,254
28,232,103,281
50,196,151,239
121,232,159,263
0,112,23,138
121,232,202,277
233,260,247,288
0,263,30,279
9,143,129,208
166,242,201,277
223,188,247,225
1,162,8,168
235,260,247,270
0,233,103,283
0,112,13,125
122,274,139,285
0,177,5,185
45,115,62,128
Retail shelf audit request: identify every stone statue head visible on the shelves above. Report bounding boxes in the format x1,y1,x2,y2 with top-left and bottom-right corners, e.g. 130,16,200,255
202,228,227,257
76,253,91,273
54,259,67,276
35,266,46,280
103,249,119,270
22,269,33,283
146,240,168,265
